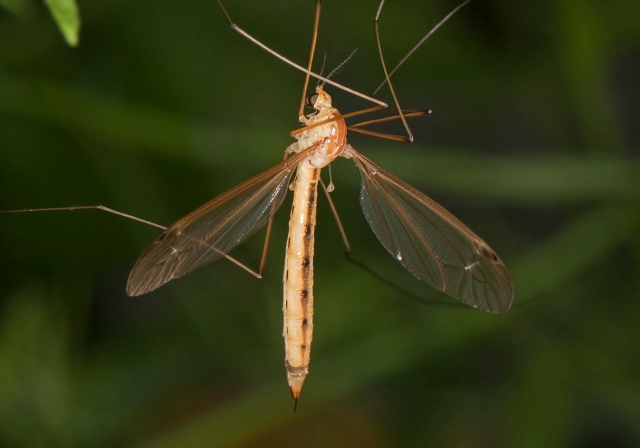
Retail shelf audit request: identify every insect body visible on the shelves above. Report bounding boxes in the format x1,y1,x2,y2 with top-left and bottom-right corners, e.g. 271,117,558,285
2,0,513,408
117,79,512,405
283,89,347,402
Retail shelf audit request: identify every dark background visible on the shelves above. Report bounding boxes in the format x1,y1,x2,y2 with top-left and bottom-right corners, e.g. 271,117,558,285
1,0,639,446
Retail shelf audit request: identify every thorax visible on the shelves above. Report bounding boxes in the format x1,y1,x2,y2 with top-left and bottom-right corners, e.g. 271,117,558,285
292,91,347,169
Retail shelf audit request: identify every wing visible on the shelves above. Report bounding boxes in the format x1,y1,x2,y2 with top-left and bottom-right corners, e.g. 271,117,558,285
127,150,311,296
348,147,513,312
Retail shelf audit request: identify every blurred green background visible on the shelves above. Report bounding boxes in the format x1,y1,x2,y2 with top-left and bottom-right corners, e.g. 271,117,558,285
1,0,639,446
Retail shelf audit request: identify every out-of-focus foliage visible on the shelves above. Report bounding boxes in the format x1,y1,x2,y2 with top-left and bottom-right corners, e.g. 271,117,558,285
43,0,80,46
0,0,638,447
0,0,32,17
1,0,79,44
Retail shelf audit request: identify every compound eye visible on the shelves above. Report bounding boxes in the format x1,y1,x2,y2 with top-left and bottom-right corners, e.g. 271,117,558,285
306,93,319,108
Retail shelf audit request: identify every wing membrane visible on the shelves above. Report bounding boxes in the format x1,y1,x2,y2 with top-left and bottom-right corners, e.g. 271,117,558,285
349,147,513,312
127,150,311,296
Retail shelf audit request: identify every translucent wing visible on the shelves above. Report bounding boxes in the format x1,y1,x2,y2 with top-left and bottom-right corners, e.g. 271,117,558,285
348,147,513,312
127,150,311,296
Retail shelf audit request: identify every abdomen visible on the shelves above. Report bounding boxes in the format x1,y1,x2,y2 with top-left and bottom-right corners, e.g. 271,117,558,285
283,161,320,402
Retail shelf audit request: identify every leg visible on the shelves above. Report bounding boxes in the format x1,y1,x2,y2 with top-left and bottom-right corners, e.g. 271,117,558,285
258,147,298,275
371,0,471,141
292,108,430,143
215,0,386,108
1,205,264,279
297,0,322,120
372,0,471,95
373,0,413,141
0,205,166,229
319,179,351,253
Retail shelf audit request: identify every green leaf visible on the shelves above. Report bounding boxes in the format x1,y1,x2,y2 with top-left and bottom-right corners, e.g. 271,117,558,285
44,0,81,47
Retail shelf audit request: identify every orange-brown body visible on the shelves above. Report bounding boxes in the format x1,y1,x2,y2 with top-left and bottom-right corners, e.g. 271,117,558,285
283,88,346,402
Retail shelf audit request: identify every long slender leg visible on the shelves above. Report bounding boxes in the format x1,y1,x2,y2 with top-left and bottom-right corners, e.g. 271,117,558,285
349,109,431,128
1,205,264,278
374,0,412,141
290,106,385,138
258,213,275,276
319,179,351,253
346,109,432,142
298,0,322,119
373,0,471,95
215,0,386,108
0,205,165,229
360,0,447,146
346,127,413,142
292,107,430,143
258,148,296,275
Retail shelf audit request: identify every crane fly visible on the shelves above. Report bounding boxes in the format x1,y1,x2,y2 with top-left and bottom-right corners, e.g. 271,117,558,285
2,0,513,407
